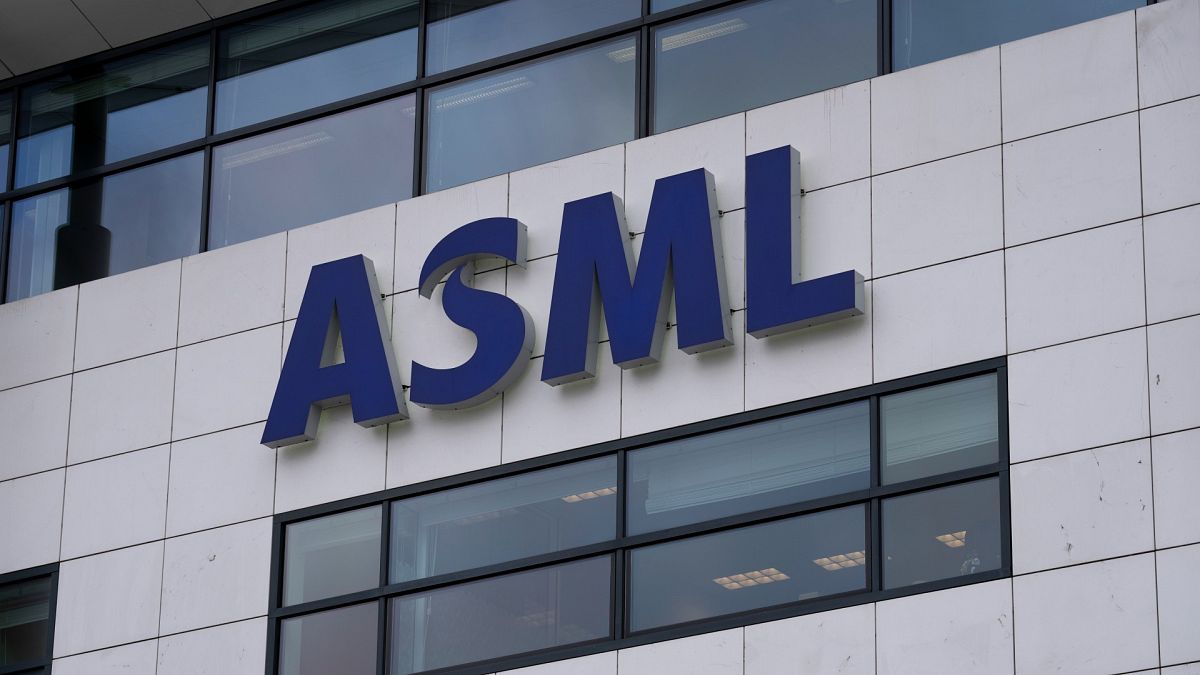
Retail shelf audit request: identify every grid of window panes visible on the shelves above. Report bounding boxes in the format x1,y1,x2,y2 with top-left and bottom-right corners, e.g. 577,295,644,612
268,364,1010,675
0,0,1150,304
0,566,57,675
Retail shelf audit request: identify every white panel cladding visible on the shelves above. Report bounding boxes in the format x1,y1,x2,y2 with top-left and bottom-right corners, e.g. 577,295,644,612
506,251,598,360
0,285,76,391
60,444,169,559
157,618,267,675
67,350,175,464
159,518,272,634
1144,204,1200,323
1013,553,1160,675
52,639,158,675
746,80,871,192
1137,0,1200,107
1157,544,1200,666
872,147,1003,277
625,114,745,234
797,178,872,282
1141,95,1200,214
499,651,616,675
1152,428,1200,549
744,603,874,675
74,259,181,371
1007,328,1150,463
618,628,744,675
166,423,276,537
0,469,64,574
1000,11,1138,140
275,404,388,513
387,397,501,488
1002,113,1143,246
0,375,71,481
172,323,282,441
54,541,164,657
871,46,1001,173
877,579,1014,675
1011,440,1154,574
1148,314,1200,435
872,252,1006,382
178,232,286,346
285,203,397,320
1164,664,1200,675
510,146,625,260
1005,219,1146,353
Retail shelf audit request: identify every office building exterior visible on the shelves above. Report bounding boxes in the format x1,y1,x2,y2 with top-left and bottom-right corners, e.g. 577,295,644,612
0,0,1197,673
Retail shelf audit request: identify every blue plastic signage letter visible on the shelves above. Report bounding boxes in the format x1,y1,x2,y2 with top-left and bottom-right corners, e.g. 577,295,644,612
409,217,534,409
261,255,407,448
745,146,864,338
541,168,732,386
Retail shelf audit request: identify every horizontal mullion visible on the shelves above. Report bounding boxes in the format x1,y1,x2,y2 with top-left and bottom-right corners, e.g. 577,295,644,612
869,464,1007,500
0,138,209,201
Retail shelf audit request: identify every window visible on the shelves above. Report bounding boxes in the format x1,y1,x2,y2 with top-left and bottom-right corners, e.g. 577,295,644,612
652,0,878,133
0,92,11,191
268,361,1010,674
0,566,57,674
215,0,419,132
892,0,1145,70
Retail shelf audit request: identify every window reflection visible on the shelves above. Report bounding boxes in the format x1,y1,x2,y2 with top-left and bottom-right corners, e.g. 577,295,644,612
0,91,11,190
216,0,418,132
14,38,209,187
279,602,378,675
425,37,636,192
209,96,414,248
882,374,999,485
653,0,877,132
0,575,52,666
426,0,640,74
284,506,381,606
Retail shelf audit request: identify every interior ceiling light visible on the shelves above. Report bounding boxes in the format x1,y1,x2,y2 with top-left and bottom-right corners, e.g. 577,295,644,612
434,76,533,110
660,18,748,52
220,131,334,169
713,567,789,590
561,486,617,503
605,46,637,63
812,550,866,571
935,530,968,548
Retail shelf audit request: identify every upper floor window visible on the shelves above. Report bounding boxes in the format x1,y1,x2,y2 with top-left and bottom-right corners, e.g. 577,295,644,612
0,566,57,673
0,92,12,191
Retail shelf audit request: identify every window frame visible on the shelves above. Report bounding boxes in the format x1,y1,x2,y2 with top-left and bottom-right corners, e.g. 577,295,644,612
0,563,59,675
265,356,1011,675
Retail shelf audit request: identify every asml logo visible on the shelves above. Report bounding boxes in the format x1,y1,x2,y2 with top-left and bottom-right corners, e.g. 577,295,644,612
261,146,865,448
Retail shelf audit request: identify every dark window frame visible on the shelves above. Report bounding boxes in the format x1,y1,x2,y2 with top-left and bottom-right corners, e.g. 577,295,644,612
265,356,1012,675
0,563,59,675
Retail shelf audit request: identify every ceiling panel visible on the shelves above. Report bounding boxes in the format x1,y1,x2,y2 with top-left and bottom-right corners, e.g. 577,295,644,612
197,0,275,18
0,0,110,74
0,60,12,81
74,0,212,47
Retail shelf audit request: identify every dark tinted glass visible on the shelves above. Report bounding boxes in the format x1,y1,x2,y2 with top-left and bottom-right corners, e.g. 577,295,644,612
653,0,877,132
882,374,999,485
216,0,418,131
883,478,1003,589
389,556,611,674
283,506,381,606
209,96,414,248
279,602,377,675
652,0,698,10
1,91,11,190
391,456,617,583
15,38,208,187
893,0,1145,70
629,505,867,632
0,576,52,665
426,0,641,74
5,154,203,302
425,37,636,192
627,402,870,535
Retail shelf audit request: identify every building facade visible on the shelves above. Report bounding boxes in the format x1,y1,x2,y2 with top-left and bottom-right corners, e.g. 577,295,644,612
0,0,1198,673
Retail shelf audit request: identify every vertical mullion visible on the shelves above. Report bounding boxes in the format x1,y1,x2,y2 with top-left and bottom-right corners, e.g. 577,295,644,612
264,519,285,675
869,395,884,592
1,199,10,304
879,0,892,75
377,597,389,675
4,85,15,192
636,26,651,139
2,85,21,304
613,449,628,639
412,0,428,198
200,28,219,253
378,502,392,675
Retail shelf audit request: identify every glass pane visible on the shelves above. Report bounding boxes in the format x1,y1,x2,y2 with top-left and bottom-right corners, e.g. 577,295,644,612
883,477,1003,589
1,91,11,190
389,556,610,674
15,38,208,186
283,506,382,606
0,576,52,665
893,0,1145,70
216,0,418,132
279,602,377,675
627,402,870,535
391,456,617,583
653,0,877,133
882,374,999,485
209,96,414,249
5,154,203,302
425,37,636,192
652,0,699,10
426,0,640,74
629,505,867,632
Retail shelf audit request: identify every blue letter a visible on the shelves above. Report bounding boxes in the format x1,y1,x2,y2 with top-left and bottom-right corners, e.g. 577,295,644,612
261,255,406,448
